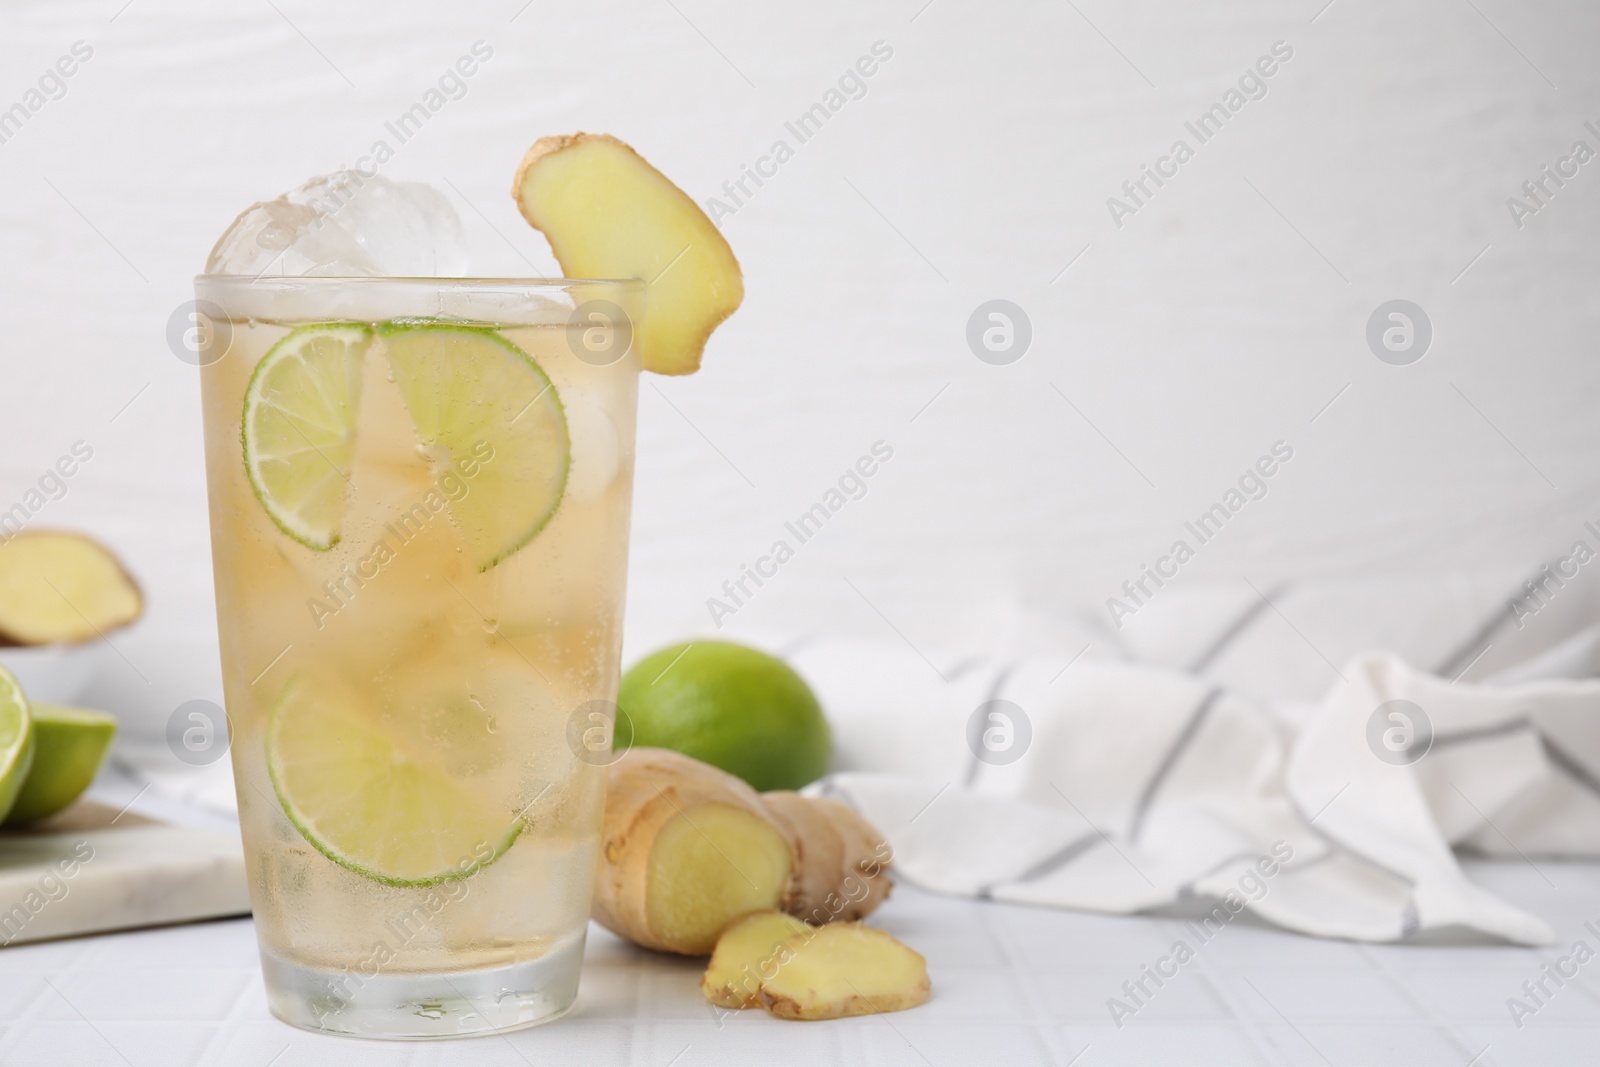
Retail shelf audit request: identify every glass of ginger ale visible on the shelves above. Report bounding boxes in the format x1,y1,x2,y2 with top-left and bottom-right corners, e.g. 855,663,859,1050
192,275,640,1038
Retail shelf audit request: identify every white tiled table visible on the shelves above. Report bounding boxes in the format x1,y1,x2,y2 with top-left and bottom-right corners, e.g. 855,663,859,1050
1,864,1597,1066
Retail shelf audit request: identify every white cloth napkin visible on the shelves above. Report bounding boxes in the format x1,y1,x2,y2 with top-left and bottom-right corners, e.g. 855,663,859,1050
792,573,1600,946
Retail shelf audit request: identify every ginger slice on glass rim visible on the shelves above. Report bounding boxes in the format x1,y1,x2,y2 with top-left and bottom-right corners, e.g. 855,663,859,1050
512,132,743,376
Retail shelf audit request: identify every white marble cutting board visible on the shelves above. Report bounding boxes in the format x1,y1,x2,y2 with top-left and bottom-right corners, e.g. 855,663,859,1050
0,801,249,947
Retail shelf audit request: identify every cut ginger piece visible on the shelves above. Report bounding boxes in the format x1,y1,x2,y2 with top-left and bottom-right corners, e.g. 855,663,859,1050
593,749,795,954
701,910,811,1009
758,922,930,1020
0,531,142,645
646,804,792,952
512,133,743,375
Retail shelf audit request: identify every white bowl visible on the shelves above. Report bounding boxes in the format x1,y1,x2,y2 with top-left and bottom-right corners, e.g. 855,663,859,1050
0,642,108,705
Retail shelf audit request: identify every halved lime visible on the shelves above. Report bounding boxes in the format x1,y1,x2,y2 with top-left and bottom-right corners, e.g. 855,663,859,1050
242,324,371,550
3,704,116,825
379,323,569,570
266,674,520,886
0,666,35,822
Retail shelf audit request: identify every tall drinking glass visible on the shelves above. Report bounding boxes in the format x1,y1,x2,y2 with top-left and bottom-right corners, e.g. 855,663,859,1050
192,276,640,1038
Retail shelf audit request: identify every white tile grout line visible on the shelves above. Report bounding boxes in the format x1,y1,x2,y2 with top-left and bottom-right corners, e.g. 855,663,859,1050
1185,933,1307,1067
190,967,263,1066
973,900,1077,1065
1355,941,1489,1064
0,943,95,1063
0,928,268,1067
0,971,55,1062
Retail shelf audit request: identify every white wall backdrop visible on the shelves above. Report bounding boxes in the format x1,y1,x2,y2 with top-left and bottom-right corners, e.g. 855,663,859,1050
1,0,1597,734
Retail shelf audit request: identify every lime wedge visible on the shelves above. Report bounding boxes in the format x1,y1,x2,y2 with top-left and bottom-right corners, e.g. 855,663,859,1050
379,323,568,570
242,324,371,550
0,666,35,822
3,704,116,825
266,675,520,886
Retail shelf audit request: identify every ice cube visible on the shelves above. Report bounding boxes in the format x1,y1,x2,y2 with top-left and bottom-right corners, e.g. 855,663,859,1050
205,171,468,277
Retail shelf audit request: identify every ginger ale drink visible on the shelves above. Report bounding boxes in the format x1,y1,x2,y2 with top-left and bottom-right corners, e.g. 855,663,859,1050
194,276,640,1038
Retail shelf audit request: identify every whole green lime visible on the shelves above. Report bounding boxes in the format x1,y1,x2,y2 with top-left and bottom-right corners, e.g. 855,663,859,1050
616,641,830,791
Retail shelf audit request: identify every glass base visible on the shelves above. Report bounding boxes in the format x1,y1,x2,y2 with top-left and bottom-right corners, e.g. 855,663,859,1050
261,931,586,1039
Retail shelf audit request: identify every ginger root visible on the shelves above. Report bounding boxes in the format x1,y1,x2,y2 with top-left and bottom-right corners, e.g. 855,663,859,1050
593,749,795,954
764,791,893,923
700,909,811,1008
756,922,930,1020
593,749,896,956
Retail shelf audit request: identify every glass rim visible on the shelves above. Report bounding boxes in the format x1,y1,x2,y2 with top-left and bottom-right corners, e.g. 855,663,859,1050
194,274,643,291
192,274,642,328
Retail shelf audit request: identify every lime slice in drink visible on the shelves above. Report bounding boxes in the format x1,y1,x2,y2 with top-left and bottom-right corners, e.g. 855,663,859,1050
266,674,520,886
380,323,569,570
0,666,36,822
3,703,115,825
242,324,372,551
